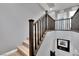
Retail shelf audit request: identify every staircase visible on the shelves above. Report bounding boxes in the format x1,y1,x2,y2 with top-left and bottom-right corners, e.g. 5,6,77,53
5,10,55,56
8,38,29,56
5,8,79,56
4,7,79,56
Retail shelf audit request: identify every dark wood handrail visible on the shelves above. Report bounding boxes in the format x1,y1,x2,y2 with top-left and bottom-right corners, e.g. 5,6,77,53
29,11,55,56
55,18,71,21
33,15,45,25
47,14,55,21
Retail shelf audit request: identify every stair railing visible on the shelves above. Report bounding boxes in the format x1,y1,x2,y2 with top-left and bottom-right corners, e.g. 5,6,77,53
29,11,55,56
55,18,71,30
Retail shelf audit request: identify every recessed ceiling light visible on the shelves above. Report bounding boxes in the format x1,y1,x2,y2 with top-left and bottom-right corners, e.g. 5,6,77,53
50,8,53,11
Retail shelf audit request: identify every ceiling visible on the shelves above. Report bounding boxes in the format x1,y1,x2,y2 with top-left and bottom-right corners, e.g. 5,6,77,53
40,3,79,12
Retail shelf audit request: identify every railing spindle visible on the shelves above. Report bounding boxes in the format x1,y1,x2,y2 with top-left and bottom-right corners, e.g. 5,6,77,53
29,11,55,56
45,11,48,31
37,21,40,45
35,23,37,50
42,18,44,37
40,19,42,41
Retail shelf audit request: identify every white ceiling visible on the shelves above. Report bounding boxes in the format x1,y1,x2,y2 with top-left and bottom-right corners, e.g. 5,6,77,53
40,3,79,11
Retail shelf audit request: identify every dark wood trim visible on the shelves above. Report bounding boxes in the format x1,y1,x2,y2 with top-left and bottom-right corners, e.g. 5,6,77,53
37,21,40,45
40,20,41,41
29,19,34,56
34,15,45,24
48,14,55,21
29,11,56,56
35,23,37,50
42,17,44,37
45,12,47,31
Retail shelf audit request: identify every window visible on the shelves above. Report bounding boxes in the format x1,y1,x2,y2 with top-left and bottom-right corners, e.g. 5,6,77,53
55,6,78,30
56,12,68,30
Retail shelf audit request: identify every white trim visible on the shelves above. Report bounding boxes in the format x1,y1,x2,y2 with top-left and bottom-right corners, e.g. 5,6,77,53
1,49,17,56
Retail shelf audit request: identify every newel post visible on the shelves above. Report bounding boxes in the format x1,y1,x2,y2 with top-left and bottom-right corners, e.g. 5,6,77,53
29,19,34,56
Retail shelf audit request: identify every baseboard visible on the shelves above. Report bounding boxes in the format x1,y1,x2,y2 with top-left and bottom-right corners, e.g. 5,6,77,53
1,49,17,56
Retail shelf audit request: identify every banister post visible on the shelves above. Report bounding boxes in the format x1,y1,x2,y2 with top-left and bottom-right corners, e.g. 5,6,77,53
29,19,34,56
45,10,48,31
45,10,48,15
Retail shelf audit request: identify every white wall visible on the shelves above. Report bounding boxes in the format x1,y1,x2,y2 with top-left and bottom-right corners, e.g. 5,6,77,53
37,31,79,56
55,31,79,56
36,31,56,56
55,31,72,56
49,12,56,19
0,3,44,54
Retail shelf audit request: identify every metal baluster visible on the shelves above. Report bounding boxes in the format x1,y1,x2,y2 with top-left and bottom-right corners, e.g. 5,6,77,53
35,23,37,50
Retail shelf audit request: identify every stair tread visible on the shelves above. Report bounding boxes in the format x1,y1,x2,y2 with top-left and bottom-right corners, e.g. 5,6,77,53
17,45,29,56
9,51,23,56
23,41,29,48
23,39,29,44
23,39,29,46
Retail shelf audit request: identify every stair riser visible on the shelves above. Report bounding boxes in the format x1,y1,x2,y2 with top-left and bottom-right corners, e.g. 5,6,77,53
17,49,27,56
23,42,29,48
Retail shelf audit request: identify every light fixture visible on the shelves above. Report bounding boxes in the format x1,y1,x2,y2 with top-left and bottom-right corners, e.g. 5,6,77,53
50,8,53,11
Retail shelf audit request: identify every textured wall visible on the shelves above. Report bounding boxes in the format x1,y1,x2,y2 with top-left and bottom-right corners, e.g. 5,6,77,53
37,31,79,56
0,3,44,54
